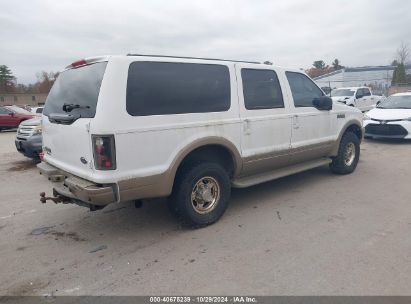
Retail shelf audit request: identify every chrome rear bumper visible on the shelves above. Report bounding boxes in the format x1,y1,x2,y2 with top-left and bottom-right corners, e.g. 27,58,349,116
37,162,116,206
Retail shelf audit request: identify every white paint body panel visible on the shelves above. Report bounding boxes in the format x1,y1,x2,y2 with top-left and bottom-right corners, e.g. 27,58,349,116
42,55,363,187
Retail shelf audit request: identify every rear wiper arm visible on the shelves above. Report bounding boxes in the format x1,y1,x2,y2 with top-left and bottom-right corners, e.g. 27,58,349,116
62,103,90,112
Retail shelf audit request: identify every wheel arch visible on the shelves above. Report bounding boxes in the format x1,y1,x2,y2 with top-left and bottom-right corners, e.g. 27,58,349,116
331,120,363,156
169,137,242,183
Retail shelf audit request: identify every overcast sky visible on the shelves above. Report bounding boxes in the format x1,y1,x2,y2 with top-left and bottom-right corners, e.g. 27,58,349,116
1,0,411,84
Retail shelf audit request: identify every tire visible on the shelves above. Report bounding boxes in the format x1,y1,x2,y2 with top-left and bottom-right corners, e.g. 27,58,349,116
329,131,360,175
169,162,231,228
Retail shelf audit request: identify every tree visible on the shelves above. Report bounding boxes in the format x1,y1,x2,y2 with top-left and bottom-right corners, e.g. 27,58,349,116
391,63,407,85
313,60,326,69
396,42,410,64
35,71,59,93
391,59,399,66
332,58,344,70
0,65,16,93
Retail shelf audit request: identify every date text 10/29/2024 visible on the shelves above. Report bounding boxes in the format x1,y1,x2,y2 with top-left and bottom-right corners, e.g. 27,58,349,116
149,296,257,303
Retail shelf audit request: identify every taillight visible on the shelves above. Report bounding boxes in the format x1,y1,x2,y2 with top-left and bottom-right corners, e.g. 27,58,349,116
92,135,116,170
71,59,87,68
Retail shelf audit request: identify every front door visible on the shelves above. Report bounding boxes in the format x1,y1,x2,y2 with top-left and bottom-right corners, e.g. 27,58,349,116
284,72,335,164
355,88,368,110
235,64,293,176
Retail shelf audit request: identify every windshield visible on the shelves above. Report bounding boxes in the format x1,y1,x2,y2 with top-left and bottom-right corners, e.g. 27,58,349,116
377,95,411,109
6,106,32,114
43,62,107,118
331,89,355,97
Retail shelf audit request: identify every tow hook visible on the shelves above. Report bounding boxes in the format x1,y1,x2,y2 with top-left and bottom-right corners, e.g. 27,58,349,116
39,191,70,204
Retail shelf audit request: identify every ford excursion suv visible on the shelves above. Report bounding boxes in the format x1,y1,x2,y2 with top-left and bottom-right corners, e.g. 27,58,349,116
38,55,363,227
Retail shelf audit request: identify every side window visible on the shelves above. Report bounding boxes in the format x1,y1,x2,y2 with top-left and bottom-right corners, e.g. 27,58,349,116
241,69,284,110
356,89,364,98
0,107,10,114
286,72,323,107
126,62,231,116
363,88,371,96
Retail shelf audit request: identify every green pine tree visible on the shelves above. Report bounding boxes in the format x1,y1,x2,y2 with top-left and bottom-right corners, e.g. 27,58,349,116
0,65,16,92
392,63,407,85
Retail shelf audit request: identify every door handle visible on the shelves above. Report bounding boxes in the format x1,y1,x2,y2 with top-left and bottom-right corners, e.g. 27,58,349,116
293,115,299,129
243,119,251,135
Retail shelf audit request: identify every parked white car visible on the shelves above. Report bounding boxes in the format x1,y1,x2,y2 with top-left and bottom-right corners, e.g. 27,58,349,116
38,55,363,227
364,92,411,139
331,87,385,111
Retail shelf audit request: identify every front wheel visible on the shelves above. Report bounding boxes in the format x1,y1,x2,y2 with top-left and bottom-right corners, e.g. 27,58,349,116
169,162,231,228
330,131,360,174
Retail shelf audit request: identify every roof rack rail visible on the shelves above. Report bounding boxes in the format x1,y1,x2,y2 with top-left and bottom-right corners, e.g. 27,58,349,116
126,53,261,64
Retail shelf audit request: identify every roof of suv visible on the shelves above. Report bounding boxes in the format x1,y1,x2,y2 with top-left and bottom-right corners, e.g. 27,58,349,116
333,87,369,90
126,54,262,65
392,92,411,96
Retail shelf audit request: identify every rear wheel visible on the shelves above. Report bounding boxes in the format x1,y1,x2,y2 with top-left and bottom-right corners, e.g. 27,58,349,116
330,132,360,174
169,162,231,228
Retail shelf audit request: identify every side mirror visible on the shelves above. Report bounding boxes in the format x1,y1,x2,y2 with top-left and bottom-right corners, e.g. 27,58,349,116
313,96,332,111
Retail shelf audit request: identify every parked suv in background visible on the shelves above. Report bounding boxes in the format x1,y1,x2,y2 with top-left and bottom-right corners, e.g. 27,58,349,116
15,117,42,159
38,55,363,227
331,87,385,111
0,106,34,131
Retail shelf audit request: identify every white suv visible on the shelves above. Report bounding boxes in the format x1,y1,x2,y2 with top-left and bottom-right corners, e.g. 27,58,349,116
38,55,363,227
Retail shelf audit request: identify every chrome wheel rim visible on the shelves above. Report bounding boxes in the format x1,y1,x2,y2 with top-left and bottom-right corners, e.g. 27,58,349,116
344,142,356,166
191,176,220,214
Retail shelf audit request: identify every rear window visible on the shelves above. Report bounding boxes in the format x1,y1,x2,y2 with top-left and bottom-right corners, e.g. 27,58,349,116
43,62,107,118
126,62,231,116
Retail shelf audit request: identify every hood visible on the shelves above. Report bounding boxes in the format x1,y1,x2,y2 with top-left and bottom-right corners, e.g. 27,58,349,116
367,108,411,120
20,117,42,126
331,96,352,102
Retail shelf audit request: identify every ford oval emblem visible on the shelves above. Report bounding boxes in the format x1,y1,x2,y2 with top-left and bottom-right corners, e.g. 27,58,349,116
80,157,88,164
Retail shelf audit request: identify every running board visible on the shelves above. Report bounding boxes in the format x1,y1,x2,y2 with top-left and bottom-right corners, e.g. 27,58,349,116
232,158,332,188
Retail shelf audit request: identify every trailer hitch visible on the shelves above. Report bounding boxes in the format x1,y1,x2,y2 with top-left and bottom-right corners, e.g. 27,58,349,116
39,190,70,204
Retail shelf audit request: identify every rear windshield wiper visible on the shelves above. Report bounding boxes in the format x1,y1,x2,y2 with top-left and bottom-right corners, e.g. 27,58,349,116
62,103,90,112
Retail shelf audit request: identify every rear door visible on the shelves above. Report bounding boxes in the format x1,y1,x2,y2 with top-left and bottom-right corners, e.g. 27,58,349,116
285,71,334,164
235,64,292,176
42,61,107,179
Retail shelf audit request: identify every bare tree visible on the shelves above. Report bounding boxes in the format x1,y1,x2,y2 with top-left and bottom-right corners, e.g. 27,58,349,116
396,42,410,64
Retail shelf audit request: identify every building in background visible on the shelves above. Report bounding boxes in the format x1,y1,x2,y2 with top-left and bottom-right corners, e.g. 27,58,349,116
314,65,411,95
0,93,48,106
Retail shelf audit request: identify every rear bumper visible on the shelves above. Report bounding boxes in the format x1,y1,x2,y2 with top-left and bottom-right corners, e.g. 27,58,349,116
37,162,117,206
15,135,42,158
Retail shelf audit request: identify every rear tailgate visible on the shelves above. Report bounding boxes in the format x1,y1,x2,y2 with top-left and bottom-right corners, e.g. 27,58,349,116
42,61,108,180
42,116,93,179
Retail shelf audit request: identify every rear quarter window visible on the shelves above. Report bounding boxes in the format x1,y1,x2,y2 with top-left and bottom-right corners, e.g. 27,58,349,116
126,62,231,116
